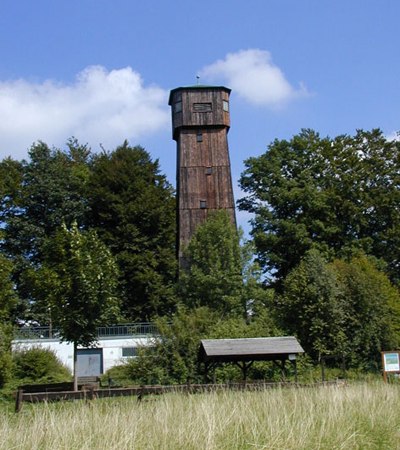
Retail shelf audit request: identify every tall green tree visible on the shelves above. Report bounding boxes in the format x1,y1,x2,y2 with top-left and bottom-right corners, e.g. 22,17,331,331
3,140,91,263
278,249,345,361
0,254,17,321
279,250,400,367
0,157,23,229
1,140,92,321
178,211,244,317
0,254,17,388
35,222,120,390
87,142,177,320
332,255,400,369
239,129,400,286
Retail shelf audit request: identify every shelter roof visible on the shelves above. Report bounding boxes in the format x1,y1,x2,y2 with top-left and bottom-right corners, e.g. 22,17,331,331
199,337,304,363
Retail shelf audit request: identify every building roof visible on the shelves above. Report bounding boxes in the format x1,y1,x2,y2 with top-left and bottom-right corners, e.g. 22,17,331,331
199,337,304,363
168,85,231,104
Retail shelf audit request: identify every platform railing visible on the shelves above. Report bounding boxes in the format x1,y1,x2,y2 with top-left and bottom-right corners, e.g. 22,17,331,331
14,322,158,340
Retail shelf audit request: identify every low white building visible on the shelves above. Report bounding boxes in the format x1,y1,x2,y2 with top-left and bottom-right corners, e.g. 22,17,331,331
12,324,155,377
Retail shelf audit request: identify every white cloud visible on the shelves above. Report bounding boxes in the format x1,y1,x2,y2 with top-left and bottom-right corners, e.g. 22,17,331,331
0,66,169,159
386,131,400,141
200,49,308,107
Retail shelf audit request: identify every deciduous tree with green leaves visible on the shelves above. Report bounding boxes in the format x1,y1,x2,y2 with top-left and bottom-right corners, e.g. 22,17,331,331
279,250,400,367
332,254,400,369
35,223,120,390
278,249,345,361
239,129,400,286
87,142,177,320
1,140,92,321
178,211,245,317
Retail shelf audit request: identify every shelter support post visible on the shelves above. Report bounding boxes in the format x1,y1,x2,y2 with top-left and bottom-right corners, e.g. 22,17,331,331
272,359,286,381
290,359,298,382
204,362,217,383
234,361,254,382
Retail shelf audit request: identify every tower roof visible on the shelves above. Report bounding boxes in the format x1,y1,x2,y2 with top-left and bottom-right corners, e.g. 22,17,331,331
168,85,231,105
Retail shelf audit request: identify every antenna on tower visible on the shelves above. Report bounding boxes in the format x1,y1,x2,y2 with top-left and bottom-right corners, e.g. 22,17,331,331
196,75,200,85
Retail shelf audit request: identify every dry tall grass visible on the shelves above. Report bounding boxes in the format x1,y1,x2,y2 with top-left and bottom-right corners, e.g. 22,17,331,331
1,382,399,449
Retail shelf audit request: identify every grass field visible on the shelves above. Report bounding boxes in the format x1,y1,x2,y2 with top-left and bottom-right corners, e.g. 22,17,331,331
0,382,399,449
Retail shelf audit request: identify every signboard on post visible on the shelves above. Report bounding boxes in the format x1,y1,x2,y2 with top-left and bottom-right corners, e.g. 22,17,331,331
381,351,400,382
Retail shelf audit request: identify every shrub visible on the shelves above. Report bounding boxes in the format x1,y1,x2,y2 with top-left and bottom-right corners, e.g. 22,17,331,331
0,324,13,388
0,351,13,388
12,347,71,384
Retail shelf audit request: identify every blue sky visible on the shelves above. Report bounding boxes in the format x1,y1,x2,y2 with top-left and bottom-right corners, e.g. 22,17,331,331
1,1,399,231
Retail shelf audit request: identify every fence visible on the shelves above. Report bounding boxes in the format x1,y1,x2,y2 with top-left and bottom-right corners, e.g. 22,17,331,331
15,380,343,413
14,322,158,340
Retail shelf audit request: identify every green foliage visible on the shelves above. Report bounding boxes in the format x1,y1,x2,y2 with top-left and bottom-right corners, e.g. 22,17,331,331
12,347,70,384
332,254,400,368
0,157,23,226
100,364,133,388
1,140,91,321
279,250,400,367
37,222,120,348
179,211,245,317
1,140,176,323
0,254,17,322
0,324,13,388
122,304,281,385
3,140,91,264
279,249,344,360
125,307,217,385
239,129,400,285
87,142,177,320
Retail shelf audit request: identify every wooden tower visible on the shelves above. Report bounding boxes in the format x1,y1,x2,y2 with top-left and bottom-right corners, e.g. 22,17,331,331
169,85,236,264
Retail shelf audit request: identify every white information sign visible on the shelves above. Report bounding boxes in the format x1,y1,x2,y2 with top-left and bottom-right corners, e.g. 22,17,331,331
383,352,400,372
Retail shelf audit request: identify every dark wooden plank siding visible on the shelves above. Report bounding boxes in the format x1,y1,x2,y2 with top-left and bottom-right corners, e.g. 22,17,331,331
170,87,230,139
178,167,234,209
179,129,231,167
171,86,235,261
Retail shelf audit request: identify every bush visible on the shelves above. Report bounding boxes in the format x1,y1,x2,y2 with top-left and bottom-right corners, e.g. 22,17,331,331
0,324,13,388
101,364,134,387
0,351,13,388
12,347,71,384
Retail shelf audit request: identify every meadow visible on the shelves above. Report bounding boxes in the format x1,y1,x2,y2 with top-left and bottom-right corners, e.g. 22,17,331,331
0,382,399,450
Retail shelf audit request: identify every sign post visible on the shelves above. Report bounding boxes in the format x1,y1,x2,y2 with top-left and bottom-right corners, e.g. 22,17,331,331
381,351,400,382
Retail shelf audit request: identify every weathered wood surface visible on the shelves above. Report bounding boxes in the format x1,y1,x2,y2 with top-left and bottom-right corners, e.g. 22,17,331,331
169,86,230,136
178,167,235,209
170,86,236,260
199,337,305,363
178,128,231,167
15,380,343,412
17,381,74,393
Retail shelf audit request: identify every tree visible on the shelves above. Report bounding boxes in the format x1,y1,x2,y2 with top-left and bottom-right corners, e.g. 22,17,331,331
3,140,91,263
278,249,345,361
1,140,92,321
278,250,400,367
35,222,120,390
0,157,23,228
239,129,400,286
87,142,177,320
332,255,400,369
178,211,245,317
0,254,17,322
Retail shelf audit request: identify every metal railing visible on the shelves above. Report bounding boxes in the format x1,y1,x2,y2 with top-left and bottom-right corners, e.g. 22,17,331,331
14,323,158,340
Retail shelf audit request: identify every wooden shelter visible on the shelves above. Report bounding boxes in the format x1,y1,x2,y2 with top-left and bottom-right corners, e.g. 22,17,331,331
169,85,236,266
199,337,305,381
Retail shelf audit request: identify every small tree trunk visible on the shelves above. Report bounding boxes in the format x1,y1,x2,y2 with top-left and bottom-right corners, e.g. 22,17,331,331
73,341,78,391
